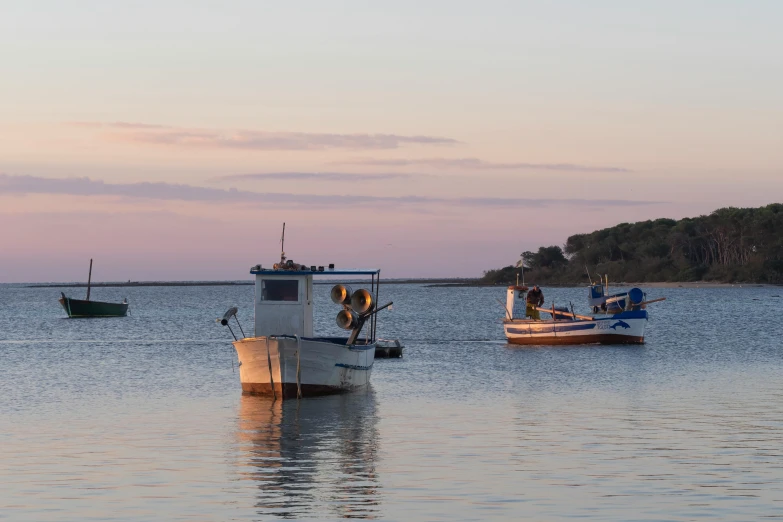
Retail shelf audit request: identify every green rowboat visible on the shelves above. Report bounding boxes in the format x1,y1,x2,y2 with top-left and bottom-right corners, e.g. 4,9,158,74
59,293,129,318
58,258,129,318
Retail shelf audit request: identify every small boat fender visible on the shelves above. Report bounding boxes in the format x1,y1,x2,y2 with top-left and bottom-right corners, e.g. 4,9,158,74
628,288,644,305
217,307,245,340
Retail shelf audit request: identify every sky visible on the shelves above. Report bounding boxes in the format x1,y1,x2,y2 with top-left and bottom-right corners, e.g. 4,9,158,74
1,0,781,282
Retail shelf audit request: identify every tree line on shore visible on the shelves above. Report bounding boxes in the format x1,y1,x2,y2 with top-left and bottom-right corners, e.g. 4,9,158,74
482,203,783,285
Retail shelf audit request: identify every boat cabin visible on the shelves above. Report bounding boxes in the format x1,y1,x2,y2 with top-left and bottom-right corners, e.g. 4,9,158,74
505,285,529,319
253,271,314,337
250,265,381,339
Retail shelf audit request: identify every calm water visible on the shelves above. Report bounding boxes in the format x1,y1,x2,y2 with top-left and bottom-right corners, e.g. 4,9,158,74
1,282,782,520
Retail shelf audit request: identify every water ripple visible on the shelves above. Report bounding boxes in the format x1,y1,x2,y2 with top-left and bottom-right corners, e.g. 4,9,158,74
0,283,781,519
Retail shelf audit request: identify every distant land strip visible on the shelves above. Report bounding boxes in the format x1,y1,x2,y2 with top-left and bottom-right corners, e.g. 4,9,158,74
27,281,253,288
26,278,482,288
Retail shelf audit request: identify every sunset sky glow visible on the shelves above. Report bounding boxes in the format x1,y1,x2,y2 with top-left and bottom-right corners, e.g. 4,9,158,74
1,1,781,282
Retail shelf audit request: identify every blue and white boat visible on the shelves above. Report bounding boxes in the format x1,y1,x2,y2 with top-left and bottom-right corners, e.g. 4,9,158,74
588,275,647,314
502,285,658,345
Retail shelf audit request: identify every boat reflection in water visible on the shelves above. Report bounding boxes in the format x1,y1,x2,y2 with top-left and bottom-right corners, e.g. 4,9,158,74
235,390,381,519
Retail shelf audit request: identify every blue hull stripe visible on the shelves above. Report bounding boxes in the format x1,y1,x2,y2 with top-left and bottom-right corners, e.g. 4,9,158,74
607,310,647,320
507,322,597,335
335,363,373,371
348,345,376,351
555,323,596,332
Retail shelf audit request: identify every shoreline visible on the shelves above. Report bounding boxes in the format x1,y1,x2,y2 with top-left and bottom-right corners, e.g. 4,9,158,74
19,280,780,289
621,281,776,288
427,281,779,288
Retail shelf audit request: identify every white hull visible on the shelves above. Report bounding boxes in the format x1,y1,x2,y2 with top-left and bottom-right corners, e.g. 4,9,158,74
233,336,375,398
504,311,647,345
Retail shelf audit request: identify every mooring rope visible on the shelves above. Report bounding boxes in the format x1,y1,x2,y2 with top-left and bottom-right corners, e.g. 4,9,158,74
295,335,302,399
265,337,276,400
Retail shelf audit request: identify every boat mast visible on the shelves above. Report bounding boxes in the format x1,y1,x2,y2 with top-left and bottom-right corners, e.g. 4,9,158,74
86,258,93,301
516,258,525,286
280,222,286,265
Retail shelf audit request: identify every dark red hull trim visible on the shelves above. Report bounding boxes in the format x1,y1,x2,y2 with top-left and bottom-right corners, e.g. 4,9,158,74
507,334,644,346
241,382,345,399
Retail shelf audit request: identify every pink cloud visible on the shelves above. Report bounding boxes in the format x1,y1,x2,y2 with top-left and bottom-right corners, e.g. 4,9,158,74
335,157,631,173
217,172,420,182
70,122,459,151
69,121,173,130
0,173,663,208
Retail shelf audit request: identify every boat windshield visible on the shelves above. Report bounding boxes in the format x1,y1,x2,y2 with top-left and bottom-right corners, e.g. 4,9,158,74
261,280,299,301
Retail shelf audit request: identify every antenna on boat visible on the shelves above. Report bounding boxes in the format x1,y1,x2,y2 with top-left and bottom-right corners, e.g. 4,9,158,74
86,258,93,301
585,265,593,285
515,258,525,286
280,222,286,265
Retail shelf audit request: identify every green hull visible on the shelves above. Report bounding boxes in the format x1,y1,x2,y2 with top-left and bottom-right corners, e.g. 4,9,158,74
59,294,128,318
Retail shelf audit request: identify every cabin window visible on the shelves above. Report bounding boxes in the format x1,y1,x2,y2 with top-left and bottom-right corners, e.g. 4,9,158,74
262,280,299,301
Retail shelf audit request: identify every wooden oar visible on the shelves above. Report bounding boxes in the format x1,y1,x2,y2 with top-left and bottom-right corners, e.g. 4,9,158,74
533,297,667,321
496,298,512,320
532,306,595,321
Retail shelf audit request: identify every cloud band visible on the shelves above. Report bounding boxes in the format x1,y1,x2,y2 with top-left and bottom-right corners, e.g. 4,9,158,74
1,173,662,208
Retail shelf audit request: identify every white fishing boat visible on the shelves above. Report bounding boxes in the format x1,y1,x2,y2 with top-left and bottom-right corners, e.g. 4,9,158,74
219,226,391,399
502,285,662,345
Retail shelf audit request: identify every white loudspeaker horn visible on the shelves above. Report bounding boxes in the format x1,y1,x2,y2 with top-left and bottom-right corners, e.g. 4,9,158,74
330,284,352,305
350,289,373,314
336,309,359,330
